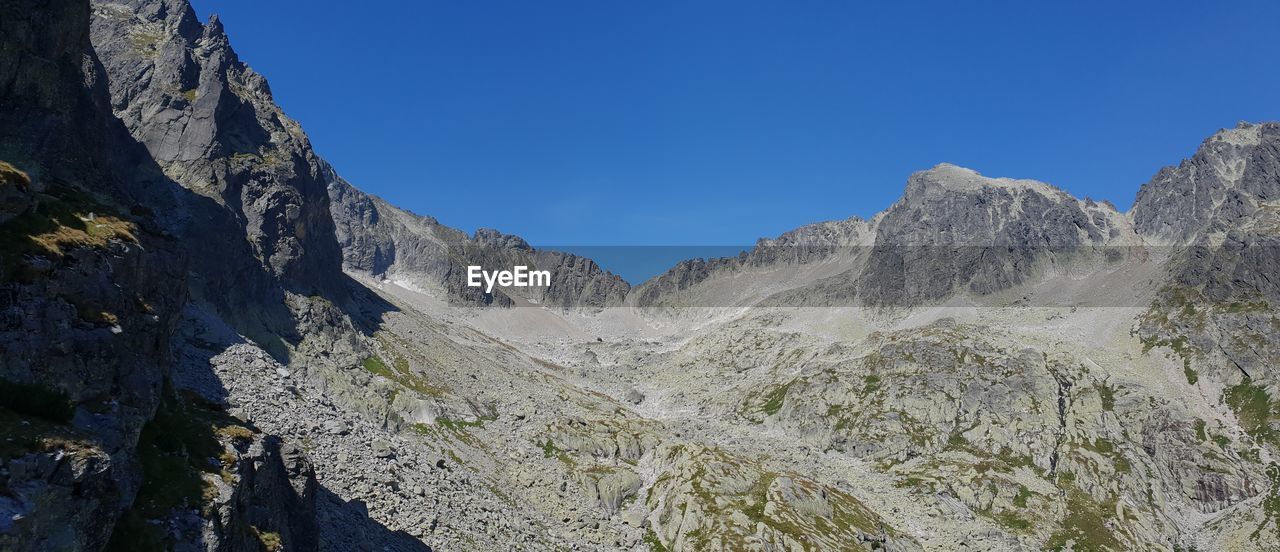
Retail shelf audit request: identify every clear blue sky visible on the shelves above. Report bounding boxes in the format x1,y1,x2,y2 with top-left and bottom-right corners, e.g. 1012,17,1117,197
192,0,1280,251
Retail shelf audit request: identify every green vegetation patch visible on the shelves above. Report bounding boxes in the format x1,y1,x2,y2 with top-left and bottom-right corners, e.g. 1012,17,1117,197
1096,384,1116,411
438,415,493,431
127,29,164,57
1013,485,1033,508
252,527,283,552
862,374,881,395
0,405,95,460
0,161,30,191
1260,463,1280,535
759,381,793,416
1217,299,1271,314
995,510,1033,532
1225,379,1279,445
413,415,494,449
361,352,447,398
1079,437,1131,474
741,471,777,523
1045,489,1122,551
363,355,394,378
642,528,667,552
107,392,257,550
0,183,138,281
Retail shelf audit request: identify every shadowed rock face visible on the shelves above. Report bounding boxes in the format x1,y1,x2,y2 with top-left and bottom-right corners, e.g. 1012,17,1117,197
90,0,349,308
0,0,187,549
1,1,327,550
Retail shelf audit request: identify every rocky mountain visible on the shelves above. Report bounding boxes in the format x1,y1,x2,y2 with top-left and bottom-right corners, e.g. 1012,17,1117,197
90,0,354,349
329,176,629,309
2,0,1279,551
1132,122,1280,244
0,0,314,549
631,163,1139,309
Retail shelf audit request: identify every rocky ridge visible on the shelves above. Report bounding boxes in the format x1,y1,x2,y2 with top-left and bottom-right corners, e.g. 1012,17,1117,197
329,177,630,309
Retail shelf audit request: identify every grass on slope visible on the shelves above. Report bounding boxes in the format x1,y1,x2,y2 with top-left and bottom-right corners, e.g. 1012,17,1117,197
0,178,137,281
107,392,256,551
1225,379,1279,446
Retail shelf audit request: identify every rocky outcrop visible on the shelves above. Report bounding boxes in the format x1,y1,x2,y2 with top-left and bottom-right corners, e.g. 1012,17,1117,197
853,164,1136,305
90,0,351,338
751,322,1261,538
2,1,330,550
0,0,187,548
643,444,918,552
635,164,1138,308
105,391,318,551
0,162,32,223
1131,122,1280,244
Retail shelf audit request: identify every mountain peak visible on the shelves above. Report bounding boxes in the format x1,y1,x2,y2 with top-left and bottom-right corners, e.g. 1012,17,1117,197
1207,121,1265,147
1131,120,1280,242
904,163,1071,204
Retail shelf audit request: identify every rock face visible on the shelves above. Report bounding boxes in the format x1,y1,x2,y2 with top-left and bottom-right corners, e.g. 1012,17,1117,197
738,322,1262,549
0,162,33,223
90,0,350,336
2,1,326,550
853,164,1136,306
636,164,1137,308
329,177,630,308
0,0,185,548
629,216,872,307
1131,122,1280,244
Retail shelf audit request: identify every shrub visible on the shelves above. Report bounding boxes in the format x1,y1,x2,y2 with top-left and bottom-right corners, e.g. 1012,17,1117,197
0,378,74,422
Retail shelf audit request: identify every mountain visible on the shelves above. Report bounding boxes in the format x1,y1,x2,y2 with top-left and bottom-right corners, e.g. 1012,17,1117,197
2,1,1279,551
629,163,1139,310
1132,122,1280,244
0,0,314,550
90,0,357,353
328,177,629,309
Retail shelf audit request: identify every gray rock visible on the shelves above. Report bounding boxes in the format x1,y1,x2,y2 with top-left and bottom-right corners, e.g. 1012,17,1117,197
91,0,351,338
624,388,644,405
372,438,395,459
1131,122,1280,243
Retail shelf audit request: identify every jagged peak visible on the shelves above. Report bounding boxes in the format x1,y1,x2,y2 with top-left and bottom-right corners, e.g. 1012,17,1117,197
204,12,223,34
1130,120,1280,242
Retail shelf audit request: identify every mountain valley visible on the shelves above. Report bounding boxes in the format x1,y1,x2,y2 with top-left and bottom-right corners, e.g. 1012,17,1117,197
2,1,1279,551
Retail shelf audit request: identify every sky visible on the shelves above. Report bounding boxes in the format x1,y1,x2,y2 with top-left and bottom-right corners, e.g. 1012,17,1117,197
189,1,1280,280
